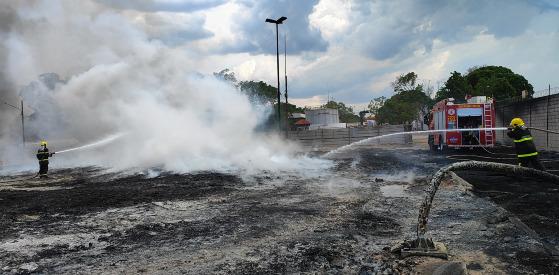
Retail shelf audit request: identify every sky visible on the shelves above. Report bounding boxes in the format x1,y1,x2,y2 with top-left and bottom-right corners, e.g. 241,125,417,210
4,0,559,111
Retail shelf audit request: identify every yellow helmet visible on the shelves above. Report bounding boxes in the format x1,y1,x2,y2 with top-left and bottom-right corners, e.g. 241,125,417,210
510,118,525,127
40,140,47,146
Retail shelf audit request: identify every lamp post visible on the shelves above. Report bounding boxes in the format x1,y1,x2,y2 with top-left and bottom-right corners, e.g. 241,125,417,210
284,34,289,138
265,16,287,132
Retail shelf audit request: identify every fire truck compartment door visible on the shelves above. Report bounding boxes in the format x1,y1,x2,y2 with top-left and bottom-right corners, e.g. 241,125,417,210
457,108,482,117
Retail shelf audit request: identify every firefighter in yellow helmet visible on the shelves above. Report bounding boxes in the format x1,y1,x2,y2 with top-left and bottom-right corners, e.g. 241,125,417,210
36,140,55,178
506,118,544,170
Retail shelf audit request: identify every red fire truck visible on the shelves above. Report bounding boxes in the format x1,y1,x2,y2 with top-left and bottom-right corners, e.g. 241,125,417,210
426,96,496,150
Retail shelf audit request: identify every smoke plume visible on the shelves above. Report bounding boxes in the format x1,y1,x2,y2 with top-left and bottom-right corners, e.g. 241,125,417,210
0,0,329,174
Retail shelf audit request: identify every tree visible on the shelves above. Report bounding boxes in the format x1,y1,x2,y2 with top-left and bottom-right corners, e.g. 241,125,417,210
274,102,304,115
321,100,360,123
367,96,386,116
436,66,533,101
213,69,237,83
467,66,533,99
238,80,277,104
376,72,433,124
392,72,418,94
435,71,473,101
376,90,432,124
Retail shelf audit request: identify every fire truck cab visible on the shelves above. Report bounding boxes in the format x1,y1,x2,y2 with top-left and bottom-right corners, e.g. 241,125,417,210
426,96,496,150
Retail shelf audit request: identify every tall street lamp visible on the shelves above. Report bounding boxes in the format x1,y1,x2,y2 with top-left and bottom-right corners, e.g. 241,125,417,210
284,34,289,138
265,16,287,132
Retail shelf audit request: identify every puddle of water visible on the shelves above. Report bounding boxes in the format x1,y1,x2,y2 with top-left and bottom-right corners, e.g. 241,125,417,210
380,184,407,197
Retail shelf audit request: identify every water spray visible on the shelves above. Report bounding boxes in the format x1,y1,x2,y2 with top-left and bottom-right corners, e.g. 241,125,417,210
323,127,508,157
55,133,124,154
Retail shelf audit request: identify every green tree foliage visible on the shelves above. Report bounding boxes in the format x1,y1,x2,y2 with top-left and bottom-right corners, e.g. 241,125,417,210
436,66,533,101
467,66,533,99
367,96,386,116
377,72,433,124
214,69,279,104
377,90,433,124
435,71,472,101
392,72,418,93
238,80,277,104
321,100,360,123
273,102,304,116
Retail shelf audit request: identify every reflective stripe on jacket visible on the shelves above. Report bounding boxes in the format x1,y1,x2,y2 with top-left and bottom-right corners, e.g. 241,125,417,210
37,148,50,161
507,127,538,158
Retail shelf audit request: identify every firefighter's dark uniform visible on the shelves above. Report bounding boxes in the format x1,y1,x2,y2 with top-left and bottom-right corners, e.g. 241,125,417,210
37,146,54,177
506,126,545,170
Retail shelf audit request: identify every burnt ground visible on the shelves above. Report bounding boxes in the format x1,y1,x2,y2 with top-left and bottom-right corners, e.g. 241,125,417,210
451,148,559,274
0,144,558,274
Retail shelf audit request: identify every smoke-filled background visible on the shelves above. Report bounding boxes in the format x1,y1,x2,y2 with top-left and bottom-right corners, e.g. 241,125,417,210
0,1,328,174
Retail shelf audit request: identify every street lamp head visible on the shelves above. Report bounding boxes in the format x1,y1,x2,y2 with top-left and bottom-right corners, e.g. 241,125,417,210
265,17,287,24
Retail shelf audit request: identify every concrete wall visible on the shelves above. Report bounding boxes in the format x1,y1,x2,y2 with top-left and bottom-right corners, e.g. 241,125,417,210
495,94,559,151
288,125,412,151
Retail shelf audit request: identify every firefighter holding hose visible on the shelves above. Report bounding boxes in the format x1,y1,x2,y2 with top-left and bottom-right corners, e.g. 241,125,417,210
37,140,55,178
507,118,545,170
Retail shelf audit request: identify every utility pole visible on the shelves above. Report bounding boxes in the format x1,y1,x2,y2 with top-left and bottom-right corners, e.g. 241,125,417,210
21,100,25,147
2,99,25,148
547,84,551,150
265,16,287,133
284,34,289,138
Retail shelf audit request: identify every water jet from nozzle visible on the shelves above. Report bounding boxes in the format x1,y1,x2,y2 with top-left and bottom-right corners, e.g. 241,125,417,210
55,133,124,154
323,127,508,157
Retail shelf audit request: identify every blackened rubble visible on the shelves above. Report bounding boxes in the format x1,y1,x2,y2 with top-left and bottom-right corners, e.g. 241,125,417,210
1,146,558,274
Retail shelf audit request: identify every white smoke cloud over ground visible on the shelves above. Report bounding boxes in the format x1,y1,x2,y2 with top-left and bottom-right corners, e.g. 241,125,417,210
0,0,331,174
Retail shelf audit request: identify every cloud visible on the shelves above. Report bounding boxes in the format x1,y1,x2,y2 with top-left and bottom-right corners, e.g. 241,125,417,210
336,0,542,61
272,0,559,105
290,96,325,108
214,0,328,54
130,12,214,46
95,0,227,13
3,0,558,121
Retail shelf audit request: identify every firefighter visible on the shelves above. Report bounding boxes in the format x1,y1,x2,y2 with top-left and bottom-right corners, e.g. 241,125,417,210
36,140,55,178
506,118,544,170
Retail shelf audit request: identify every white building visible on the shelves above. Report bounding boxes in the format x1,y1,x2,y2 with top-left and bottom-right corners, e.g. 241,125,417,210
305,108,346,129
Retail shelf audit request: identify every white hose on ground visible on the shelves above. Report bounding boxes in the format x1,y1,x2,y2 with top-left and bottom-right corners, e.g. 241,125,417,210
416,161,559,238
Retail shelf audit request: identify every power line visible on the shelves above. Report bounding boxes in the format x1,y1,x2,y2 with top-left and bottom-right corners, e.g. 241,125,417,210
3,100,20,110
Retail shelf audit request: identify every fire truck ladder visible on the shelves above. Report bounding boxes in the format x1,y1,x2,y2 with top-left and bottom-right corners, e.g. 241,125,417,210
483,104,493,145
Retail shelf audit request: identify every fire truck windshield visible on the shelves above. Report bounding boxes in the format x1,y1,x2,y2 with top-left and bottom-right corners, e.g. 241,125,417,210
457,108,482,116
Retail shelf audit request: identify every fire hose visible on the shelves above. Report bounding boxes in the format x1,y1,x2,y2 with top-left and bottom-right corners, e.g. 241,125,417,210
400,161,559,258
446,129,559,166
528,127,559,135
416,161,559,238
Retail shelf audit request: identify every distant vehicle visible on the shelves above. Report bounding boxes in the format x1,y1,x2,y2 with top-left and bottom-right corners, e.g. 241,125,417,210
425,96,496,150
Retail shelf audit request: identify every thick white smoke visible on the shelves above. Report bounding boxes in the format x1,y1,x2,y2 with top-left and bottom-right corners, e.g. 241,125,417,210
0,0,330,174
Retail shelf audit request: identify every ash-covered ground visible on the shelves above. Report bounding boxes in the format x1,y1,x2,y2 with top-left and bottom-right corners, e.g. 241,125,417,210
1,145,558,274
